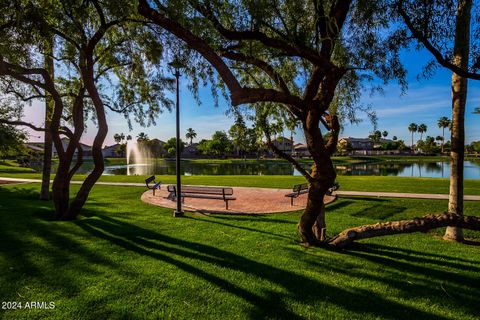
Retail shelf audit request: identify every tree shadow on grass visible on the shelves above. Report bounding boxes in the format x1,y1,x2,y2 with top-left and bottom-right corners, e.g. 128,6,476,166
325,199,355,211
349,204,407,219
76,214,452,319
0,186,120,299
341,242,480,317
183,216,293,240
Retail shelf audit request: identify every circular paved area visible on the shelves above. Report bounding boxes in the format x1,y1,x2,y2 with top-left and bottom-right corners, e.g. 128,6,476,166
141,186,336,214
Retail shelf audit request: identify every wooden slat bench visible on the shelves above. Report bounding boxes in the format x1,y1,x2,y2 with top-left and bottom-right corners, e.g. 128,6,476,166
285,183,309,205
145,176,162,196
167,185,236,210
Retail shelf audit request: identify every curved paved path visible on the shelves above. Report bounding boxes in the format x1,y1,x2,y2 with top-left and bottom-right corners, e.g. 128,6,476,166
141,187,336,214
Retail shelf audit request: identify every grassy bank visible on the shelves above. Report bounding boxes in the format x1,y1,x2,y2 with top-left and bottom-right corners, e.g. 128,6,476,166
0,183,479,319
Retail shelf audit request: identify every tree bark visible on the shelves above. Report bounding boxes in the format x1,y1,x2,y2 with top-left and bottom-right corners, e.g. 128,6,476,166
297,109,337,245
60,55,108,220
445,0,471,242
441,127,445,153
329,213,480,249
40,36,54,200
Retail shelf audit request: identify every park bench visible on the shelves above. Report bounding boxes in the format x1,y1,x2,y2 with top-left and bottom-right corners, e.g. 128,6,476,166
285,183,309,205
145,176,162,196
167,185,236,210
285,182,340,205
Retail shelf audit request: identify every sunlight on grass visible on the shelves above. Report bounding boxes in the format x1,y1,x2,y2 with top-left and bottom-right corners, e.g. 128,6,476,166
0,183,479,319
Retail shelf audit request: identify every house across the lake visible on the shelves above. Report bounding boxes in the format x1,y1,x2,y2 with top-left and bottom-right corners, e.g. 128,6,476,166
338,137,374,150
272,137,294,154
102,143,123,158
294,143,310,157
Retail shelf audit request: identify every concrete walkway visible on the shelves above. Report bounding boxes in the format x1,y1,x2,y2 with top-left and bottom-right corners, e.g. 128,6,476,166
1,176,480,201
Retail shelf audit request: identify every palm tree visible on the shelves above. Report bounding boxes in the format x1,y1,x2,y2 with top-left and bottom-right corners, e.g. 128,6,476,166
418,124,427,141
113,133,122,143
136,132,149,142
382,130,388,138
408,123,418,150
392,136,397,141
473,107,479,114
185,128,197,145
437,116,451,153
126,135,132,141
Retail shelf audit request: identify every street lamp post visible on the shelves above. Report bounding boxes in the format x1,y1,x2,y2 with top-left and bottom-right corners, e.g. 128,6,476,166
171,61,184,217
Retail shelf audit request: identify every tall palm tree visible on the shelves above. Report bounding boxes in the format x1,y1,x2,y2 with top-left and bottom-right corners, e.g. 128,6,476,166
382,130,388,138
418,124,427,141
113,133,122,143
136,132,149,142
437,116,451,153
185,128,197,145
408,123,418,150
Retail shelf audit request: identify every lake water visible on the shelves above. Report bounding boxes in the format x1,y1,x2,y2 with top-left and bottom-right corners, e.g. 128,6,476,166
96,160,480,179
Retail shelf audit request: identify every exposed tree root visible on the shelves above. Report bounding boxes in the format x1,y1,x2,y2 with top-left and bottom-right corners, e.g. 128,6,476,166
327,213,480,249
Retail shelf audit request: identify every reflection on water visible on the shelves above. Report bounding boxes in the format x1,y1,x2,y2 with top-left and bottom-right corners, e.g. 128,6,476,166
37,160,480,179
328,161,480,179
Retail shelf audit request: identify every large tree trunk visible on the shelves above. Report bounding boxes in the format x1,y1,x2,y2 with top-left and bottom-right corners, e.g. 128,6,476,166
59,57,108,220
444,0,471,242
330,213,480,249
51,90,86,219
297,109,337,245
40,37,54,200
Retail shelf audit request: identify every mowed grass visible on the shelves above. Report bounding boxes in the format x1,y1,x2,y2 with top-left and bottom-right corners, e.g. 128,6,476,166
2,167,480,195
0,183,479,319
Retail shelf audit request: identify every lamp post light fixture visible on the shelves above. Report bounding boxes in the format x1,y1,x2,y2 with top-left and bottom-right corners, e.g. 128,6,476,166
169,59,184,217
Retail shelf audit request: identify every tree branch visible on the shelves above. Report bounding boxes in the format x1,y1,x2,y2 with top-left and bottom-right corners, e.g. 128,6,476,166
0,119,46,132
397,1,480,80
324,114,340,155
263,121,312,182
329,213,480,248
190,0,330,66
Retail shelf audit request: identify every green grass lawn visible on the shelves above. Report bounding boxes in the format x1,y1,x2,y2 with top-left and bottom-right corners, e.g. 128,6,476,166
0,183,479,319
1,166,480,195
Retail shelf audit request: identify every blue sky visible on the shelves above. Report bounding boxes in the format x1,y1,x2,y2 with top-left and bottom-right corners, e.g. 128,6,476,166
24,48,479,146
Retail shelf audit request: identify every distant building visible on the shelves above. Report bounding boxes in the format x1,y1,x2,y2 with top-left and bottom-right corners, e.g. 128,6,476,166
338,137,374,150
25,138,92,157
24,143,45,154
272,137,293,154
182,143,200,158
102,144,123,158
294,143,310,157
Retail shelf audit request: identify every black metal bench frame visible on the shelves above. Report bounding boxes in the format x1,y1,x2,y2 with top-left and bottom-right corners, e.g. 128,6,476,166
284,182,340,206
145,176,162,196
167,185,236,209
285,183,309,205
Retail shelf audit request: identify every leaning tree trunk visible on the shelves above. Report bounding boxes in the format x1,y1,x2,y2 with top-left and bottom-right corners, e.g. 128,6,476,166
444,0,471,242
40,36,54,200
330,213,480,249
51,89,86,219
59,57,108,220
297,110,337,246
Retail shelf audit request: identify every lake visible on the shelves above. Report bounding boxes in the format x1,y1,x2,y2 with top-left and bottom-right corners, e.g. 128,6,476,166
99,160,480,179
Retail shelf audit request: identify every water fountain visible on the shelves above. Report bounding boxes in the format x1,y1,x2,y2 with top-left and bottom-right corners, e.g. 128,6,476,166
126,141,150,175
